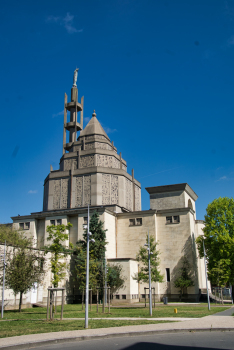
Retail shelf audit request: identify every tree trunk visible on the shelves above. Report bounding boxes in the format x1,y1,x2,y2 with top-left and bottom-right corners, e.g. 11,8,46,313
179,290,182,302
19,292,23,312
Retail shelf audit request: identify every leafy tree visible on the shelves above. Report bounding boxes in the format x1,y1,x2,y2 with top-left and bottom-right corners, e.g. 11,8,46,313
0,225,30,248
196,197,234,286
74,212,108,292
79,211,108,262
73,245,98,290
107,264,125,296
133,235,164,284
174,257,194,301
45,223,72,288
2,247,45,312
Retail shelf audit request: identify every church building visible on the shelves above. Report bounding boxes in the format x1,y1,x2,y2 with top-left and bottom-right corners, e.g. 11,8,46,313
11,70,207,305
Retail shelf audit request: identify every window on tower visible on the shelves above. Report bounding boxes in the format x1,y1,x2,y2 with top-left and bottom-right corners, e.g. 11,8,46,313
166,216,180,224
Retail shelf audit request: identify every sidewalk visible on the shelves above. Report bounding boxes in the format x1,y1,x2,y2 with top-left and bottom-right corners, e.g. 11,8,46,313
0,310,234,349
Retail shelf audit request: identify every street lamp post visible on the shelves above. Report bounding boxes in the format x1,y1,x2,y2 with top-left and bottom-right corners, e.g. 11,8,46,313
85,205,95,329
104,258,107,306
144,229,152,316
203,240,210,311
1,240,6,319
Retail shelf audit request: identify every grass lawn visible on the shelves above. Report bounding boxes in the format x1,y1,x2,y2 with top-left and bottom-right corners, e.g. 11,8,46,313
2,304,229,320
0,320,175,338
0,304,230,339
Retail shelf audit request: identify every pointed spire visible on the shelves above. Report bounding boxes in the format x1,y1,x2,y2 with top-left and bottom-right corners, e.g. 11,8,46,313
79,110,110,140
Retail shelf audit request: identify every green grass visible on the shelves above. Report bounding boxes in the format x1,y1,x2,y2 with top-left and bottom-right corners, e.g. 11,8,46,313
0,319,175,338
2,304,230,320
0,304,230,339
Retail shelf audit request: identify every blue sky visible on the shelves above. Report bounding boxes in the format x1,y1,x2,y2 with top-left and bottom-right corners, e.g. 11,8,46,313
1,0,234,223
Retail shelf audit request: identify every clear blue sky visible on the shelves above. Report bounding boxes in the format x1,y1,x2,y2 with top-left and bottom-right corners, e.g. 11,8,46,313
1,0,234,223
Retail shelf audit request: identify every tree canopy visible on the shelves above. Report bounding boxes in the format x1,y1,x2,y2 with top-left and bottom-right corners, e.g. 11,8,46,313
133,234,164,284
0,225,30,248
107,264,125,296
74,211,108,292
196,197,234,286
173,257,194,300
45,223,72,288
2,246,45,311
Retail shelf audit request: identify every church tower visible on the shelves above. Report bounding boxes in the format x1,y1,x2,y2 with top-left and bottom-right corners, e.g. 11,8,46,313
43,70,141,213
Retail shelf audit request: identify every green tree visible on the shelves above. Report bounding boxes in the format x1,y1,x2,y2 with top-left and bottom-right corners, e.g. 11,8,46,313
73,245,98,290
133,235,164,284
196,197,234,286
80,211,108,262
174,257,194,301
0,225,30,248
107,264,126,296
74,211,108,292
45,223,72,288
2,247,45,312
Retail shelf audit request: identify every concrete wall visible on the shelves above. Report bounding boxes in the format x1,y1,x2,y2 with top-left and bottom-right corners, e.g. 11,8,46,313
150,191,185,210
103,211,116,259
108,259,139,302
116,212,156,259
194,220,209,290
156,210,199,300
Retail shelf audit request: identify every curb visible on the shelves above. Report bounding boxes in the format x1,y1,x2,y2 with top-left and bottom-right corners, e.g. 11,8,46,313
1,328,234,350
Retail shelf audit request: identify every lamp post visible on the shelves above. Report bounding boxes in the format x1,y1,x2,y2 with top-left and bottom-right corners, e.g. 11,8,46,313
104,258,107,306
203,240,210,311
1,240,6,319
144,229,152,316
85,205,95,329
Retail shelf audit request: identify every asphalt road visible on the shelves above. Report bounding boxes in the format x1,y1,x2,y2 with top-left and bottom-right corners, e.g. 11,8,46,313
27,331,234,350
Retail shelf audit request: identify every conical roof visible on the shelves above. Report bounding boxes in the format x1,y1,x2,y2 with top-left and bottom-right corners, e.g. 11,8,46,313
79,111,110,140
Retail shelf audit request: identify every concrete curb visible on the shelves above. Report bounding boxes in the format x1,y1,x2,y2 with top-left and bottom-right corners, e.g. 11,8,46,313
1,328,234,350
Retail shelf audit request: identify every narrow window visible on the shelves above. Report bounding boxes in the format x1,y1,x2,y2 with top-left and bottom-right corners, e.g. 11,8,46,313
173,216,180,223
166,216,172,224
188,199,193,209
83,217,88,225
136,218,142,226
57,219,62,225
19,223,24,229
166,268,170,282
50,220,55,225
129,219,135,226
25,222,30,230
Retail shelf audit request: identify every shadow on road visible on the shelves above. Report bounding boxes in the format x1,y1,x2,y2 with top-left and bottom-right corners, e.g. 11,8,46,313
119,342,227,350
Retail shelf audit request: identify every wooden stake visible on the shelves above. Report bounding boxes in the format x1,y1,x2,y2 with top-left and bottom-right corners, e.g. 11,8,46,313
97,289,99,313
47,289,50,321
61,290,64,320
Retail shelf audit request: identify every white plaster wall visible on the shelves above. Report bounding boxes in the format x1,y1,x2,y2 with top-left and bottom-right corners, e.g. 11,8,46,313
77,214,86,241
129,259,139,295
68,216,79,246
184,192,196,216
103,212,116,259
195,221,209,290
36,219,46,248
110,260,130,296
